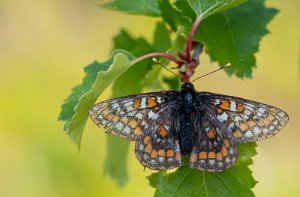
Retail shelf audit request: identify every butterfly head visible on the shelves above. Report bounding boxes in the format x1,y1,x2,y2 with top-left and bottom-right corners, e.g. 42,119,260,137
181,83,195,92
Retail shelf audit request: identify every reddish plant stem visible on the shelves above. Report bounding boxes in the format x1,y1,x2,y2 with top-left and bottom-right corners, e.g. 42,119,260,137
131,17,202,84
185,17,201,62
131,52,184,66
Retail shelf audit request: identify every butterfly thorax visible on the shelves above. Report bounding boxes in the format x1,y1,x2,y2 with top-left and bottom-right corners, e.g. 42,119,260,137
180,83,195,112
178,83,196,155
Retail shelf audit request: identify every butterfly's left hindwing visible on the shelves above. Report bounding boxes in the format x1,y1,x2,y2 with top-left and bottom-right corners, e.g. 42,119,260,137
89,91,179,141
135,103,181,170
198,92,289,144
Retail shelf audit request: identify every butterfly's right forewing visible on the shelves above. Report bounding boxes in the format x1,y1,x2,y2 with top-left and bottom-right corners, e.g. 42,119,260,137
198,92,289,144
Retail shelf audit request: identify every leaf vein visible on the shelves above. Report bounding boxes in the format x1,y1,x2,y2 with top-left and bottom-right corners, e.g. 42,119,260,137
173,168,194,196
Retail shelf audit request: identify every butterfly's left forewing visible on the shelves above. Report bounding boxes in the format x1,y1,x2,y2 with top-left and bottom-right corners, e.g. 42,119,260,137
197,92,289,144
89,91,178,141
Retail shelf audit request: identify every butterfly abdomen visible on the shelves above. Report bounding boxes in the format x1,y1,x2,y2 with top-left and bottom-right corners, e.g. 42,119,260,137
178,83,196,155
179,115,194,154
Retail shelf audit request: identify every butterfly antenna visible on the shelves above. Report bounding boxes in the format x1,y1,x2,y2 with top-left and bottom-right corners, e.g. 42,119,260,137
152,58,181,78
191,63,231,83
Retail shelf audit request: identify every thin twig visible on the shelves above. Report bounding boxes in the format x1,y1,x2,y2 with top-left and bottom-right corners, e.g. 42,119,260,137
185,17,201,62
131,52,184,66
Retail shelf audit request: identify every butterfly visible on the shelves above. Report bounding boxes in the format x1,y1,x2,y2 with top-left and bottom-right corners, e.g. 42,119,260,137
89,82,288,172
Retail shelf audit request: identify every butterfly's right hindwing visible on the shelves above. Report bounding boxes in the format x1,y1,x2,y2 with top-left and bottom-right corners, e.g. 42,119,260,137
189,114,238,172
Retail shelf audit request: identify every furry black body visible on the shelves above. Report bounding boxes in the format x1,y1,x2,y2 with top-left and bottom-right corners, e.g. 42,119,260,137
177,83,197,155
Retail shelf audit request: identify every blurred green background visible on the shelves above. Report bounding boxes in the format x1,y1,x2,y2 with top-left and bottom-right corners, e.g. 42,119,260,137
0,0,299,196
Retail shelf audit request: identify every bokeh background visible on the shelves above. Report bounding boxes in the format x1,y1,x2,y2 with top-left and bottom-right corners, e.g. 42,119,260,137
0,0,299,196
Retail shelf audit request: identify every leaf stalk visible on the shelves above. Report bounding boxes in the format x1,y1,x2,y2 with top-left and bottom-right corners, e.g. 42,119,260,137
185,17,201,62
131,52,184,66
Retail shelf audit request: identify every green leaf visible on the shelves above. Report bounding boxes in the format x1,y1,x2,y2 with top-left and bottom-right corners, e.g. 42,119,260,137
153,22,172,53
195,0,278,78
174,0,197,20
214,0,247,13
162,76,181,90
58,49,135,148
58,61,110,130
143,64,164,91
104,30,154,187
143,21,172,91
148,143,257,197
112,31,153,96
158,0,192,31
187,0,246,19
104,136,130,187
101,0,160,17
143,27,186,91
